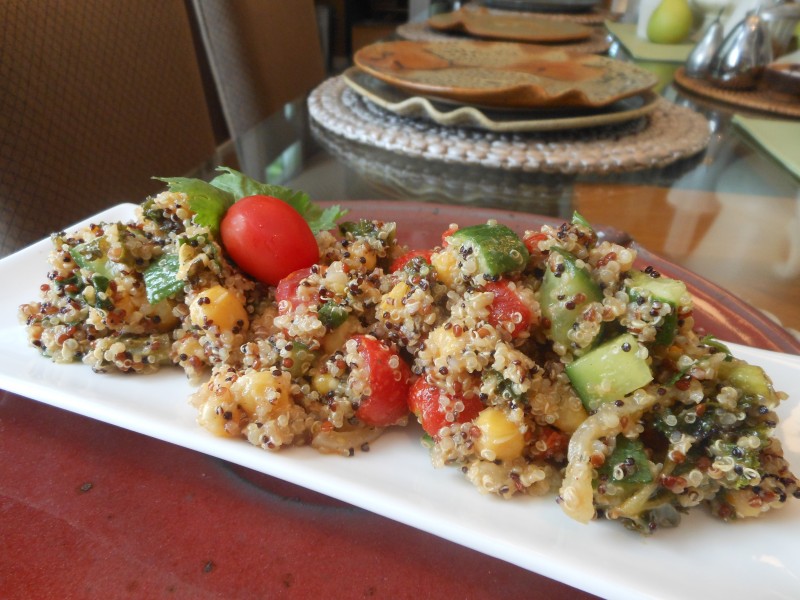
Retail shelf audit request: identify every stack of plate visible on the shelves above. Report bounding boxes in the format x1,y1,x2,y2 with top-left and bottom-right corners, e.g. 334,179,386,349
479,0,601,13
398,4,611,52
346,40,660,133
426,6,595,43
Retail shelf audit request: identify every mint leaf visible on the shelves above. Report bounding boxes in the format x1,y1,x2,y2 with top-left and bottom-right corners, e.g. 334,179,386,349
305,204,349,235
209,167,347,234
154,177,234,234
143,253,183,304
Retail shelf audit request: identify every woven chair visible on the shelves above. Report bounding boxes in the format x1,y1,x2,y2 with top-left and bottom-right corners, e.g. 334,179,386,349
189,0,326,139
0,0,218,257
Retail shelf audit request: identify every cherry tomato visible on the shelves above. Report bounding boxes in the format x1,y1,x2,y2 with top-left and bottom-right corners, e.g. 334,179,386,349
408,378,483,438
220,195,318,286
522,231,549,257
275,267,317,315
352,335,412,427
484,281,532,338
389,249,433,273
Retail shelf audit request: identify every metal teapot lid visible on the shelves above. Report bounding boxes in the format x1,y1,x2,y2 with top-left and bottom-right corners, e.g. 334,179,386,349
685,12,725,78
707,10,774,89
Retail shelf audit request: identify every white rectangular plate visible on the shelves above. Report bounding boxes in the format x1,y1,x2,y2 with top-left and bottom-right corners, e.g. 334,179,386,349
2,205,799,599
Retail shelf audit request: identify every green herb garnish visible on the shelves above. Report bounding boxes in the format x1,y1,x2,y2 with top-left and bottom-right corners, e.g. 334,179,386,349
155,167,347,235
143,253,183,304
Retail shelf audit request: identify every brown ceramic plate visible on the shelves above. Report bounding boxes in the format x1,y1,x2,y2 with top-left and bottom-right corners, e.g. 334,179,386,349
427,7,593,43
353,40,659,109
341,67,659,132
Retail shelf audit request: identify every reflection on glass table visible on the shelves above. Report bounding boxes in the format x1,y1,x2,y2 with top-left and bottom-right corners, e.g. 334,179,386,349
214,79,799,335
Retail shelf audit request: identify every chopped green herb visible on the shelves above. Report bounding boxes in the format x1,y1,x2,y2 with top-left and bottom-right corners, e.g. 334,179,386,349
143,253,183,304
571,211,594,231
701,334,733,360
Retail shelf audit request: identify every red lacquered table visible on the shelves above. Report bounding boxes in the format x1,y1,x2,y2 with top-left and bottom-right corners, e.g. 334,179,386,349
0,389,597,599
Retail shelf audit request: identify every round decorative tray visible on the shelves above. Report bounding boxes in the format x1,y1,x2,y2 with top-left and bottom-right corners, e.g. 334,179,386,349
308,76,710,175
674,67,800,118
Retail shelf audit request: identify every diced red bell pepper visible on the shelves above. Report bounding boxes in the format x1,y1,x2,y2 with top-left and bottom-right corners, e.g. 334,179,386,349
407,377,483,438
530,426,569,461
389,249,433,273
352,334,412,427
522,231,549,257
484,281,532,338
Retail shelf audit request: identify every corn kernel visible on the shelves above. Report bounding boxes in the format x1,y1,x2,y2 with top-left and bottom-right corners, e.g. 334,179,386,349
474,407,525,461
725,490,763,519
379,281,410,317
312,372,339,395
553,399,588,434
189,285,249,332
431,250,457,287
198,400,240,437
231,370,291,419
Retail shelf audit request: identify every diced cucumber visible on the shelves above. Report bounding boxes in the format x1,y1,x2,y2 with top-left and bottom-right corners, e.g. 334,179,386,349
318,301,349,329
540,248,602,351
117,334,172,365
451,223,529,277
627,269,689,346
339,219,378,238
143,253,184,304
70,238,114,279
338,219,395,244
598,435,653,484
627,269,688,307
566,333,653,411
717,361,771,400
653,313,679,346
69,224,146,280
286,341,319,378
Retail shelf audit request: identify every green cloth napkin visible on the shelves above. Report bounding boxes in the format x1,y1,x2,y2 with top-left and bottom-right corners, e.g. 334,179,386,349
605,22,694,63
734,115,800,180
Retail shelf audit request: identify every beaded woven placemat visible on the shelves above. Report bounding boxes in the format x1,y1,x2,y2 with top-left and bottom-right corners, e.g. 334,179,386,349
396,21,611,54
674,67,800,119
308,76,710,175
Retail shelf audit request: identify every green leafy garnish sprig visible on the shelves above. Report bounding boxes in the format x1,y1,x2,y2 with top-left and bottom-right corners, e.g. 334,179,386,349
155,166,347,236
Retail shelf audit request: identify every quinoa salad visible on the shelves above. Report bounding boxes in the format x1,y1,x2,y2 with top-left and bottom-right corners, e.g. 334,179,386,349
19,168,798,534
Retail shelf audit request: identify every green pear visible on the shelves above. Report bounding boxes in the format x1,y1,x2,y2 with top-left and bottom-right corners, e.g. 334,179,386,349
647,0,694,44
